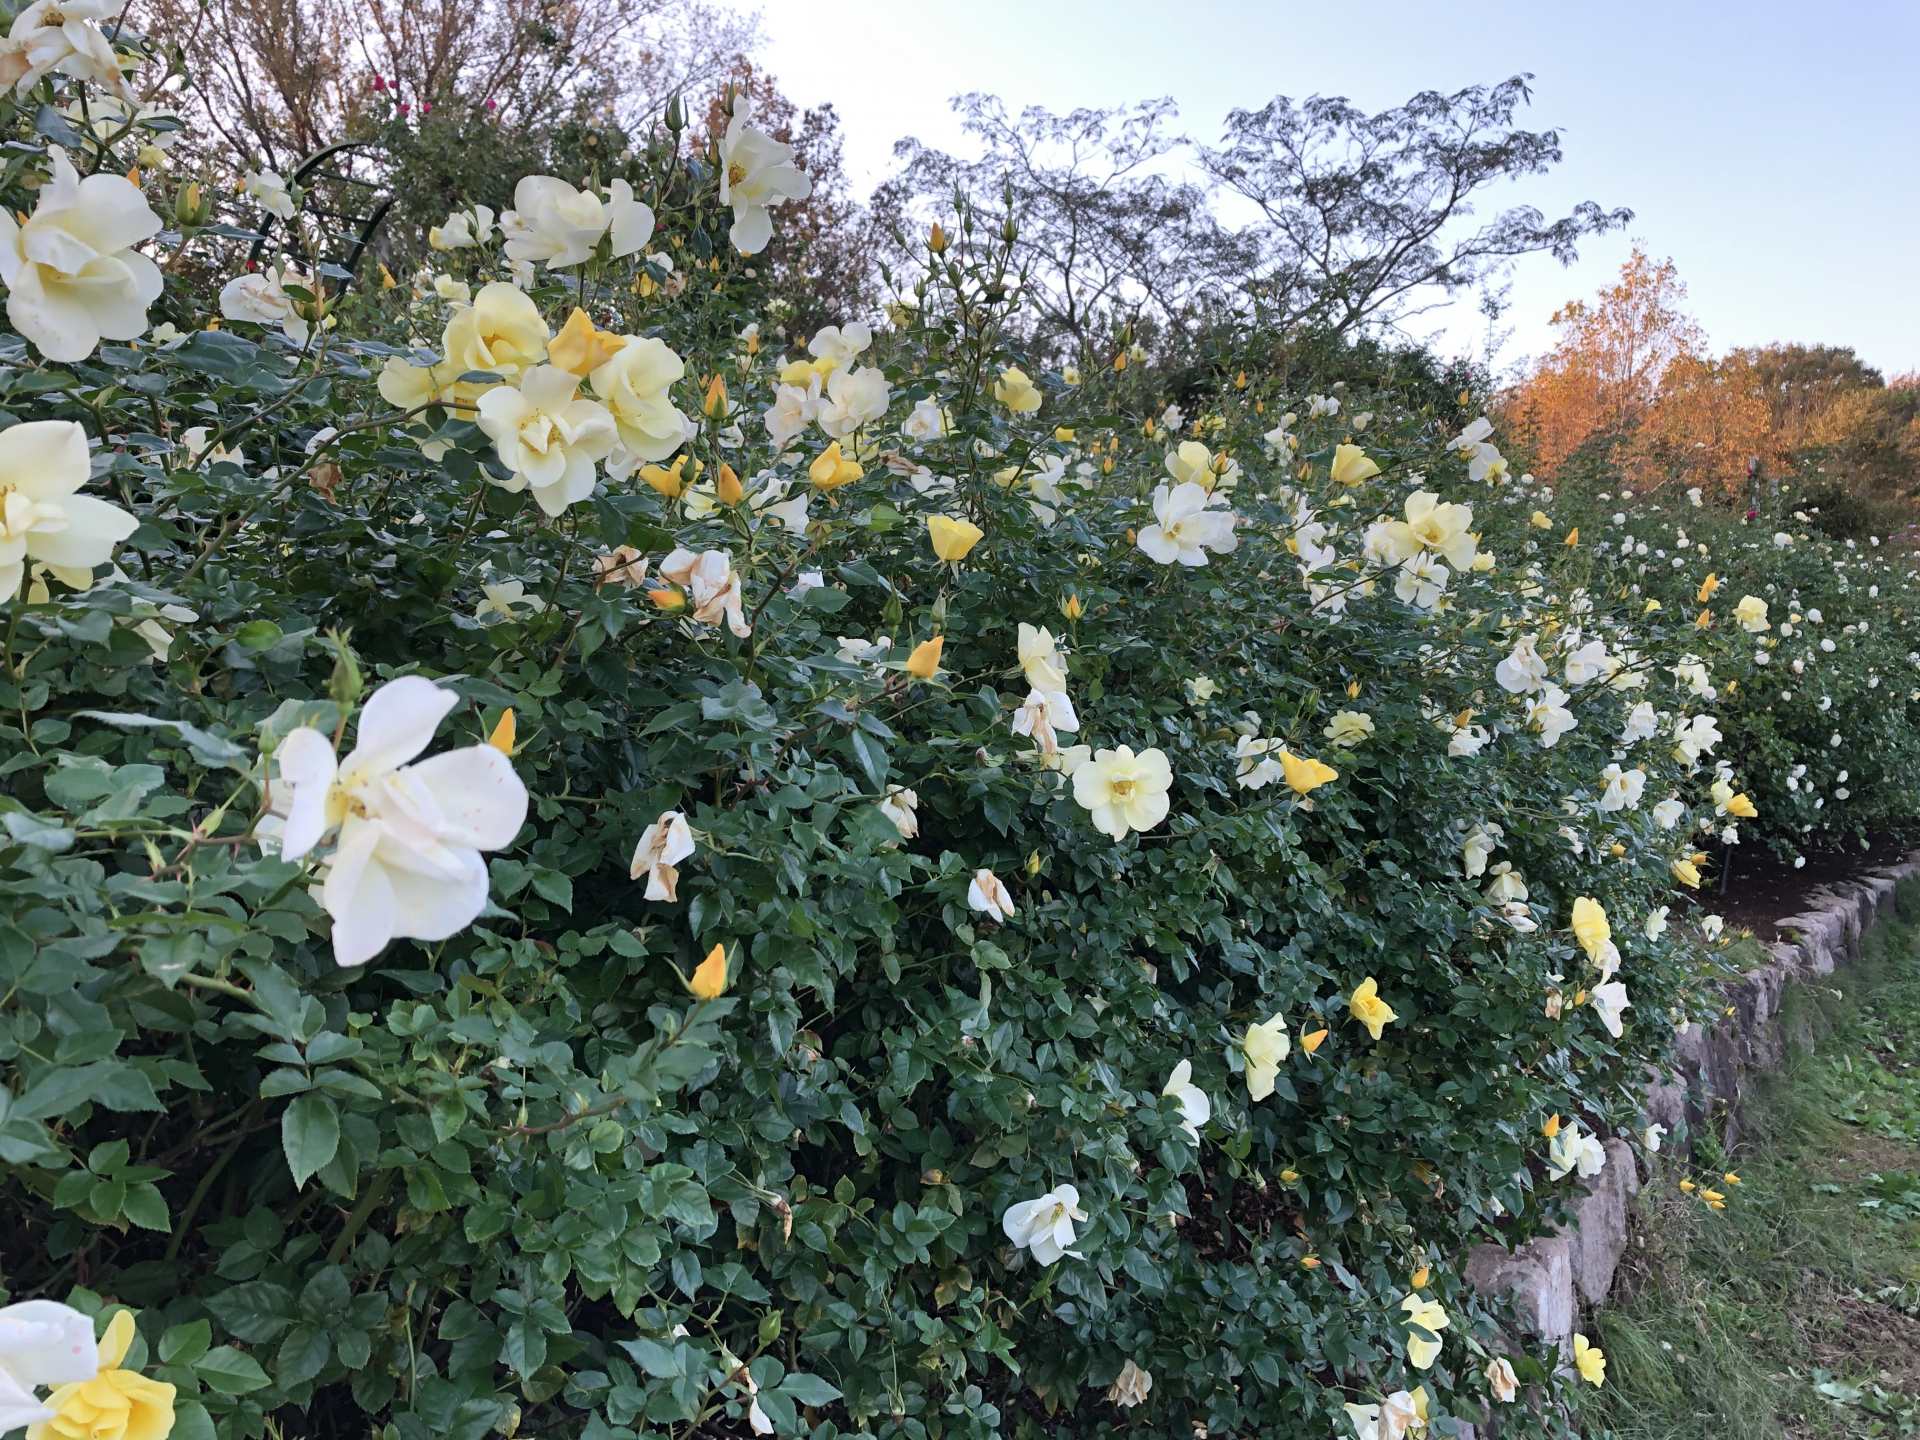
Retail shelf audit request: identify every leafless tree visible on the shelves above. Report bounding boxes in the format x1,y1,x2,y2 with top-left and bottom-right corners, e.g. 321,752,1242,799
1197,75,1632,338
871,95,1256,363
134,0,759,172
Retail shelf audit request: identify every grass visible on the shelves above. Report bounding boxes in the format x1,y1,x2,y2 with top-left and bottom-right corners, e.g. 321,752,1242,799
1594,881,1920,1439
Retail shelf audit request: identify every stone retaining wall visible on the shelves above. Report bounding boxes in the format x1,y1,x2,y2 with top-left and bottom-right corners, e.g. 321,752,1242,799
1461,853,1920,1417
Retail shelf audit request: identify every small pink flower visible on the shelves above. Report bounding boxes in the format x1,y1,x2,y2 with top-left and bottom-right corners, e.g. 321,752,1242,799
398,102,410,116
372,75,385,91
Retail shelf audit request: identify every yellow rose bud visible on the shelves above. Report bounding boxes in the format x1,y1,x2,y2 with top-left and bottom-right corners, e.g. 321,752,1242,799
716,463,744,505
703,373,729,419
1301,1256,1320,1268
906,636,944,678
640,455,692,498
648,587,687,613
1113,351,1128,372
487,710,515,755
1060,593,1083,621
1053,427,1075,442
1610,843,1626,857
1696,609,1713,628
1530,511,1551,528
1300,1028,1328,1054
1697,573,1720,602
929,222,948,253
690,942,729,999
1564,527,1579,546
1411,1266,1431,1289
927,514,984,562
1280,1167,1300,1183
1672,858,1701,888
1543,1114,1561,1138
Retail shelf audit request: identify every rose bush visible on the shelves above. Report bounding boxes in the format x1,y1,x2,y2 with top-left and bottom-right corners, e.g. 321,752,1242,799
0,17,1876,1440
1536,477,1920,867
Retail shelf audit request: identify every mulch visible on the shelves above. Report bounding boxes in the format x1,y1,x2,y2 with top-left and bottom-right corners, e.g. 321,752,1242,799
1689,834,1916,944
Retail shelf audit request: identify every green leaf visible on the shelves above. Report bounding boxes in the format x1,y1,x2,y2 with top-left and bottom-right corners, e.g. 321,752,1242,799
193,1345,270,1394
159,1320,212,1366
75,712,247,768
529,868,573,911
204,1282,295,1343
281,1094,340,1187
778,1373,844,1405
275,1324,330,1386
121,1181,170,1231
16,1061,159,1120
502,1318,546,1377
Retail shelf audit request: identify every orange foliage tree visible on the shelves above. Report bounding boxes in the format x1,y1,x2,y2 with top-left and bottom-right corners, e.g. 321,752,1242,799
1503,248,1916,501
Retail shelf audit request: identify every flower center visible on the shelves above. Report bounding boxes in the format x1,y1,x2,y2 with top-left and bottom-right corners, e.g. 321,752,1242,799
728,161,747,186
1110,777,1135,799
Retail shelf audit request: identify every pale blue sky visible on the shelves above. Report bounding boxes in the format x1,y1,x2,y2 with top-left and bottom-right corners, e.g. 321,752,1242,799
737,0,1919,377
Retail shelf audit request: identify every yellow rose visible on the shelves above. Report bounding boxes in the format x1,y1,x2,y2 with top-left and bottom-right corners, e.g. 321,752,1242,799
1349,978,1397,1040
993,366,1042,413
1401,1293,1449,1369
441,281,550,397
1573,1333,1606,1387
1328,444,1380,488
927,515,983,562
1697,573,1719,603
1278,749,1339,796
1322,711,1374,749
808,441,863,490
547,306,627,376
30,1311,176,1440
1671,858,1702,888
1569,897,1610,962
1734,595,1768,632
1241,1014,1290,1100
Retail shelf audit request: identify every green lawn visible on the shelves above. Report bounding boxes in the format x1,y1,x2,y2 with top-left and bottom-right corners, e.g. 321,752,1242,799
1595,883,1920,1439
